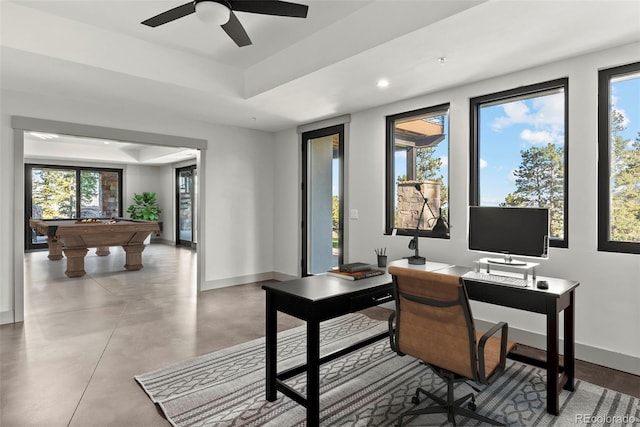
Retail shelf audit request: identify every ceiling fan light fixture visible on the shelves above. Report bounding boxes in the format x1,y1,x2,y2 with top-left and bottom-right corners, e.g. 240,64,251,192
195,0,230,26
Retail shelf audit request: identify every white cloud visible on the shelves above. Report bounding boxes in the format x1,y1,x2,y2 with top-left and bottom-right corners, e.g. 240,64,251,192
491,93,565,131
440,156,449,167
479,158,488,169
520,129,555,144
508,169,517,184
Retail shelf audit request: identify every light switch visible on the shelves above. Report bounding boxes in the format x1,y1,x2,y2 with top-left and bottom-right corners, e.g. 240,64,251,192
350,209,359,219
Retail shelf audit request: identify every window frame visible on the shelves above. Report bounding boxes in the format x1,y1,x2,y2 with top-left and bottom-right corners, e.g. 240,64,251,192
25,163,124,250
385,103,450,238
597,62,640,254
469,78,569,248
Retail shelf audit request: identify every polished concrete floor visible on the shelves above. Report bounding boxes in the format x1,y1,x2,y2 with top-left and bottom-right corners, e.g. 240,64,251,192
1,244,305,426
2,245,638,426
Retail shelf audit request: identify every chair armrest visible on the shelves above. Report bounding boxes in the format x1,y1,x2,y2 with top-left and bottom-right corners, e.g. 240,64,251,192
388,312,397,352
477,321,509,383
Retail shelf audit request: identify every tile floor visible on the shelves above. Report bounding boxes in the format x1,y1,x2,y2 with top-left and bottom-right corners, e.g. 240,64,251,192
1,244,303,426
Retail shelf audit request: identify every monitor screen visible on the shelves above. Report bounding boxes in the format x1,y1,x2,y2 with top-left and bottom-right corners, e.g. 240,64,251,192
468,206,549,263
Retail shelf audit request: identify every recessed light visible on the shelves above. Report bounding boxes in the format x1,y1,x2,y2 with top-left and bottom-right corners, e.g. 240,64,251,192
29,132,59,140
377,79,389,88
437,56,447,64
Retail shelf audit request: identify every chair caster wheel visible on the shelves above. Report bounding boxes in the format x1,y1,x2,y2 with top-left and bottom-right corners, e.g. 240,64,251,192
411,396,420,405
468,401,477,411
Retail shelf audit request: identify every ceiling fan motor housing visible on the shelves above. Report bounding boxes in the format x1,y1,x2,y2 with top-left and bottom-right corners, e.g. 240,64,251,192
194,0,231,26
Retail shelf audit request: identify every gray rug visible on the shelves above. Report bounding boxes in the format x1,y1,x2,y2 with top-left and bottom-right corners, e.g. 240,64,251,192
135,314,639,426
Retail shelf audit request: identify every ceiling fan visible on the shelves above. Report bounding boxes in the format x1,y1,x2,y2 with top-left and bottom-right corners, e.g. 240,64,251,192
141,0,309,47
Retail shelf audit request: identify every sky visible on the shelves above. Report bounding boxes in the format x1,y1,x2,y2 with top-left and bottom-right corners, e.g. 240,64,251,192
478,91,566,206
479,76,639,206
347,73,640,212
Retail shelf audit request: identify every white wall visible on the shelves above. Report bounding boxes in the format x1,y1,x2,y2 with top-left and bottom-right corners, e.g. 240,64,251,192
273,128,300,280
0,88,275,320
274,43,640,374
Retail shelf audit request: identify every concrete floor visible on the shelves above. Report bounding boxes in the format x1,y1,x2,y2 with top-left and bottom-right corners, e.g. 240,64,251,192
2,244,638,426
1,244,304,426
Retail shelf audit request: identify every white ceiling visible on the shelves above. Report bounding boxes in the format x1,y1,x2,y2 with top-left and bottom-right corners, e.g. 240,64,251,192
2,0,640,139
23,131,198,165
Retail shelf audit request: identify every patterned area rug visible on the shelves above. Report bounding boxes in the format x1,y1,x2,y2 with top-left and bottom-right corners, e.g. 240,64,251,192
135,313,639,426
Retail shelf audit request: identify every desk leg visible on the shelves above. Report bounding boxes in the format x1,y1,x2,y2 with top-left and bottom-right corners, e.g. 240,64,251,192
265,292,277,402
546,305,560,415
307,320,320,427
564,291,576,392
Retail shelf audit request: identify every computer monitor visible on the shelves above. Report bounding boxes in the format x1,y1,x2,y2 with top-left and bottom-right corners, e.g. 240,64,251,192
468,206,549,265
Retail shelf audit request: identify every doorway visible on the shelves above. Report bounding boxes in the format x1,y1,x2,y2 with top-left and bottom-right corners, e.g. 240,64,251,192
11,116,207,323
301,125,344,276
176,165,197,248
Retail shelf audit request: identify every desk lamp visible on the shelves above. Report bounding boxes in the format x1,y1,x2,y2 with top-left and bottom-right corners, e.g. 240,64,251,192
406,184,428,265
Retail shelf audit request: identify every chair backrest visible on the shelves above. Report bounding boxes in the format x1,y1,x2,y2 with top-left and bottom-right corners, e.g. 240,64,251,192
389,266,477,380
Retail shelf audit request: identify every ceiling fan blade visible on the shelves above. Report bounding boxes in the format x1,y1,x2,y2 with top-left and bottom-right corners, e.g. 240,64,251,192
221,11,252,47
141,2,196,27
229,0,308,18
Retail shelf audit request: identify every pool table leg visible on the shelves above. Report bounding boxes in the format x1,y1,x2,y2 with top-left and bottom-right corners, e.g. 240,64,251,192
123,244,146,271
47,238,63,260
95,247,111,256
63,248,88,277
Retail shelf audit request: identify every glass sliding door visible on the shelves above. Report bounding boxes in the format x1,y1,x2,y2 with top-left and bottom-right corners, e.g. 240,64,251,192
176,165,197,248
80,170,121,218
301,125,344,276
25,164,123,250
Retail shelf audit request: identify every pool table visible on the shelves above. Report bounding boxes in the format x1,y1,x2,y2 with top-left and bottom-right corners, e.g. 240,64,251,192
29,218,160,278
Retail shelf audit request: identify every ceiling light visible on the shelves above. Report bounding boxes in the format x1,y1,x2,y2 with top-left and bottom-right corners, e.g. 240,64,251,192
437,56,447,64
29,132,59,140
377,79,389,88
195,0,231,26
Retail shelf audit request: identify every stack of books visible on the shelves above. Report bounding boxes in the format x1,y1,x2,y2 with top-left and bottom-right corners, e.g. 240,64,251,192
326,262,384,281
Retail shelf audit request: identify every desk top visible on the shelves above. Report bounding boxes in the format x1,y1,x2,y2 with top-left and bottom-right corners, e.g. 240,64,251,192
263,259,579,302
262,261,451,302
390,259,579,297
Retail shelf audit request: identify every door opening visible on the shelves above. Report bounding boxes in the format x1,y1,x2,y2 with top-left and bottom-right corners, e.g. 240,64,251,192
301,125,344,276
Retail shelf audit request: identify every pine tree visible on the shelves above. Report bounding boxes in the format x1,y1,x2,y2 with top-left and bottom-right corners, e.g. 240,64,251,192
502,143,564,238
416,147,449,216
610,109,640,242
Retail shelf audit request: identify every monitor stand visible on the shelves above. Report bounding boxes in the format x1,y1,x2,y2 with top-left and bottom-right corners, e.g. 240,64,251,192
486,254,527,266
475,257,539,280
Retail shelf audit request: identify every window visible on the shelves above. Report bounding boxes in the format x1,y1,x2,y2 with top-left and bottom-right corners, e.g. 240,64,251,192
25,164,123,249
470,79,569,248
386,104,450,237
598,62,640,254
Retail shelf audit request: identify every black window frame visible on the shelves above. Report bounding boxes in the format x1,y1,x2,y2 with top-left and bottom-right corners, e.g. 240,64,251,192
385,103,450,238
469,78,569,248
597,62,640,254
25,163,124,250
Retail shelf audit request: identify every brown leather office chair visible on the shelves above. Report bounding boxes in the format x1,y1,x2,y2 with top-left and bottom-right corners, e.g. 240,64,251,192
388,266,516,426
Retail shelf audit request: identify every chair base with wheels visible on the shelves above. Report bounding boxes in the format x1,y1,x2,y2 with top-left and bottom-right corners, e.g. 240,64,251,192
397,366,504,426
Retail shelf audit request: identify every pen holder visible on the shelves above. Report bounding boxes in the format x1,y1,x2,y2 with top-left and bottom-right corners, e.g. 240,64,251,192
377,255,387,268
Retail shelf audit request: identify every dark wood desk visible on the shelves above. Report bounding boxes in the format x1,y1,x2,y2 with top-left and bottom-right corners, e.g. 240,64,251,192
263,260,579,426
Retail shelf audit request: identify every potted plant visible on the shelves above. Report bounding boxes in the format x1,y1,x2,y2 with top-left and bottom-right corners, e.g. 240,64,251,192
126,192,161,221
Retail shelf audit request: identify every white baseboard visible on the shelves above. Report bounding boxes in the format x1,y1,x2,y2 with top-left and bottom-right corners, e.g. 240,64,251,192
202,272,277,291
475,319,640,376
0,310,15,325
272,272,297,282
